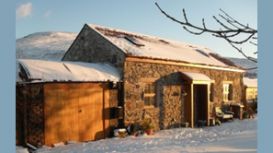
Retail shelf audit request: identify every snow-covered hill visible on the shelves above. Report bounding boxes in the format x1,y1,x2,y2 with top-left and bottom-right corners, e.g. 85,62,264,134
16,32,257,78
227,57,257,78
16,32,77,60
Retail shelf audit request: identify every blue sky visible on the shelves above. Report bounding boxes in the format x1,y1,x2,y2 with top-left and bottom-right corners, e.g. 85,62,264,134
16,0,257,58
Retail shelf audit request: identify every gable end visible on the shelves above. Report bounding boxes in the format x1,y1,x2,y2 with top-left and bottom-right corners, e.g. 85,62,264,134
62,24,126,73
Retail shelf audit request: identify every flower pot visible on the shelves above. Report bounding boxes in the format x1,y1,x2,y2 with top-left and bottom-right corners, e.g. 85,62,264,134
145,129,154,135
115,128,127,138
181,122,189,127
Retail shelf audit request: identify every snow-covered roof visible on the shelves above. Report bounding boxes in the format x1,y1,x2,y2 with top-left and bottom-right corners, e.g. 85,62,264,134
18,59,121,82
88,24,238,68
243,77,258,87
182,72,211,81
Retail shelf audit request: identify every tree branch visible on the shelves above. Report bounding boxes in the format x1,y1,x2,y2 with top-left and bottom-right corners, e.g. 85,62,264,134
155,2,257,63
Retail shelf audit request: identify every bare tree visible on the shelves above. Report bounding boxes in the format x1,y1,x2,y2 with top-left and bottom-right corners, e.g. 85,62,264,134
155,2,257,63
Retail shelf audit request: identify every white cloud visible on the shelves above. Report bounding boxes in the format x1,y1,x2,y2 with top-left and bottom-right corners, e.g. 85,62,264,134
16,2,32,19
44,10,52,18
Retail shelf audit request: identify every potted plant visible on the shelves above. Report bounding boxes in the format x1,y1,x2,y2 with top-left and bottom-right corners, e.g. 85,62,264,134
181,122,189,127
141,119,155,135
127,123,142,137
215,118,221,126
117,128,127,138
243,111,250,119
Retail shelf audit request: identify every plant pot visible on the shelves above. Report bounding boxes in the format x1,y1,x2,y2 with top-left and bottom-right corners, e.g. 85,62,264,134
209,119,215,126
181,122,189,127
145,129,154,135
117,128,127,138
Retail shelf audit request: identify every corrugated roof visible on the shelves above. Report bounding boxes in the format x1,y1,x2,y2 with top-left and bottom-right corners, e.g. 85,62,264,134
18,59,121,82
88,24,239,69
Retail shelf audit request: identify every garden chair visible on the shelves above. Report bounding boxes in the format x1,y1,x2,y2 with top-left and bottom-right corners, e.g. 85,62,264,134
215,106,234,121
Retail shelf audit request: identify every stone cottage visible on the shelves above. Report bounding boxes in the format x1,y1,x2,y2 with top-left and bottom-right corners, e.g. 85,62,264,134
62,24,245,129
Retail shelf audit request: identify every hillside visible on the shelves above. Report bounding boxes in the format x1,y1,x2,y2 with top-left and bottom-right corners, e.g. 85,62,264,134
228,57,257,78
16,32,77,60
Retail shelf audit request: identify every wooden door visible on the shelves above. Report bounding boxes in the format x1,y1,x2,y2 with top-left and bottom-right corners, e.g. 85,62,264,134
78,84,104,141
64,84,79,141
44,83,106,145
44,84,79,145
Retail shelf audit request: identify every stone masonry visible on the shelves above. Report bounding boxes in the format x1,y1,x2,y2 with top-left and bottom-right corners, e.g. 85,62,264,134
124,60,244,130
62,24,126,73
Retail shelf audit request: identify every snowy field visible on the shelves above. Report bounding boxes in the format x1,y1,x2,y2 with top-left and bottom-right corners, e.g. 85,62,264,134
16,118,257,153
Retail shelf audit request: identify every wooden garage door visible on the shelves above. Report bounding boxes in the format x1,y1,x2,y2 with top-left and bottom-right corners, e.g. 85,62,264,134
78,84,104,141
44,83,105,145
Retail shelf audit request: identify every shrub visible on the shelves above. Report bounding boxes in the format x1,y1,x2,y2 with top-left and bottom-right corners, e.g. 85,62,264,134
243,111,250,119
141,119,154,131
127,123,141,135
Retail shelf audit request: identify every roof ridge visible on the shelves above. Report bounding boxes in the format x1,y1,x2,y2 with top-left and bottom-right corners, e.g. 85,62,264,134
87,23,211,51
86,23,241,70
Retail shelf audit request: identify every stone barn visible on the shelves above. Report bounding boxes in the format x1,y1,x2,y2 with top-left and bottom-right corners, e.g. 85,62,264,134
16,59,123,146
62,24,245,129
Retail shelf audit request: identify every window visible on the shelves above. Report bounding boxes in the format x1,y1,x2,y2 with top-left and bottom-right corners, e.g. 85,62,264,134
223,83,233,102
254,89,258,100
124,36,145,47
143,83,156,106
195,49,210,57
246,88,258,101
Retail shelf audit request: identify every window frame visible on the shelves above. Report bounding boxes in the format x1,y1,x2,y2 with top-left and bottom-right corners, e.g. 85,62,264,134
223,81,233,102
143,82,157,107
210,83,215,102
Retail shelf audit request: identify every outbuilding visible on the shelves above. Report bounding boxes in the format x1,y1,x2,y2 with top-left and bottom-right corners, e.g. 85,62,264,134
243,77,258,103
16,59,123,147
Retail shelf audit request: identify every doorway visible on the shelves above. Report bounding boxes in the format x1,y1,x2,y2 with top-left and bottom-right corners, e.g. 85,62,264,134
193,84,208,127
44,83,107,145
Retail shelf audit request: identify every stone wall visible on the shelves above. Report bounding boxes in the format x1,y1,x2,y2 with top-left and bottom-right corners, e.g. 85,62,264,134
62,24,126,73
16,83,45,147
106,89,119,137
123,60,244,130
161,84,184,129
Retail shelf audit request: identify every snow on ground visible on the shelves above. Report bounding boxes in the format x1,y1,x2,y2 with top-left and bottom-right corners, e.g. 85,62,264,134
31,118,256,153
16,146,29,153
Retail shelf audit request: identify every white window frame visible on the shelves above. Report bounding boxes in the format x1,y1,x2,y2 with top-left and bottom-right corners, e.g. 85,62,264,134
223,81,233,102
